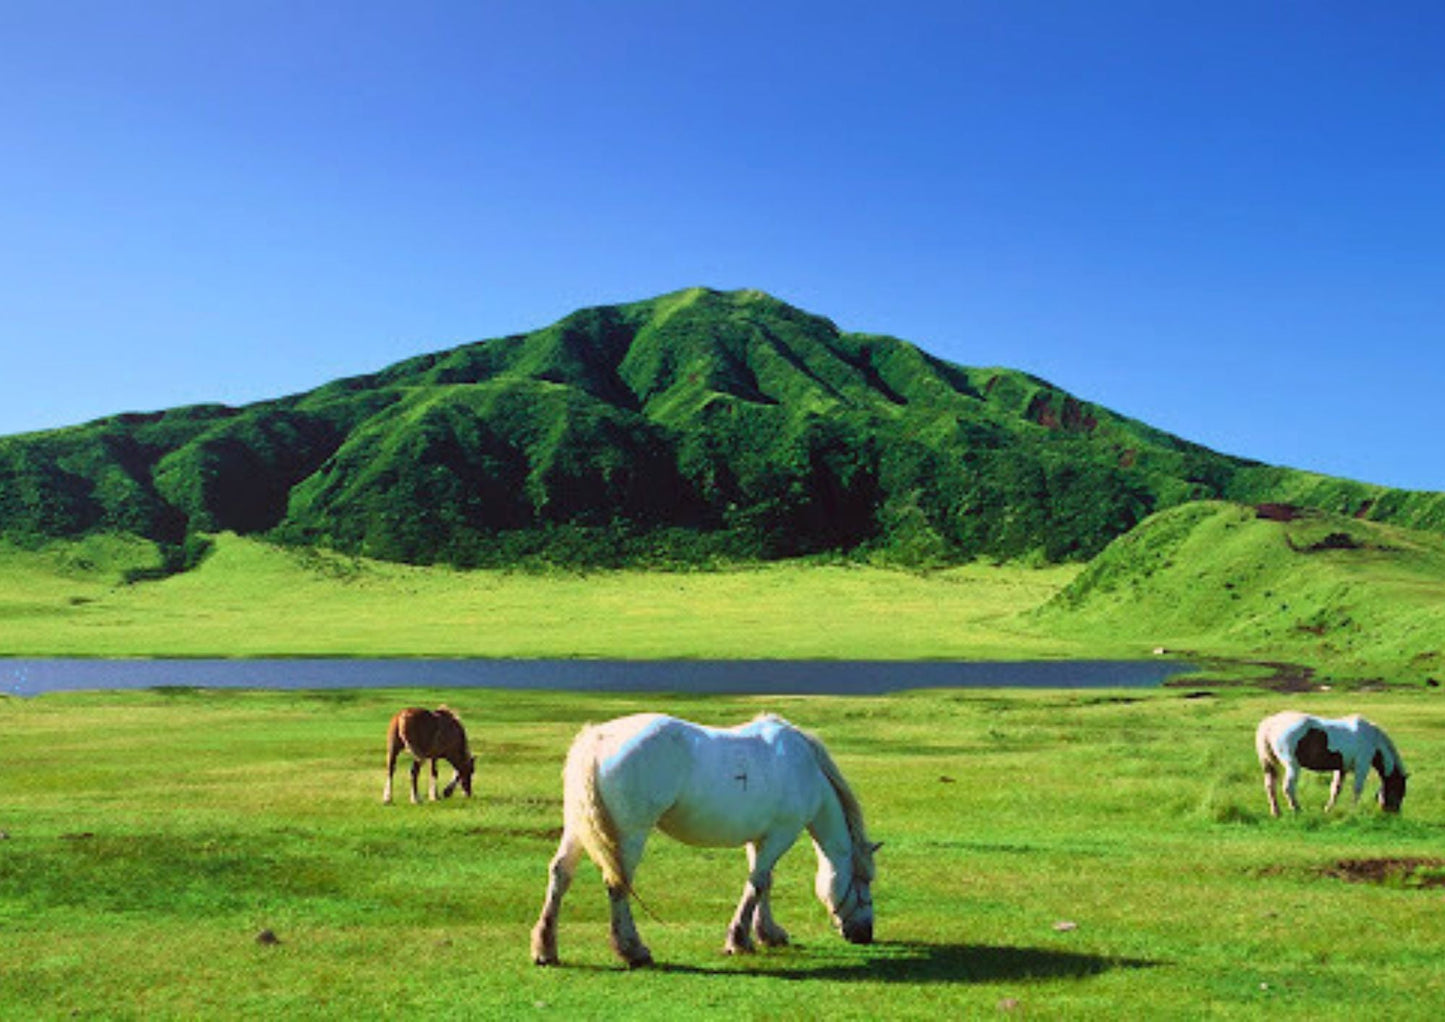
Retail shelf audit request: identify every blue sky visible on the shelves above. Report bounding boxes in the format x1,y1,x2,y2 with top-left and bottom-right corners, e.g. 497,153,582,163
3,1,1443,490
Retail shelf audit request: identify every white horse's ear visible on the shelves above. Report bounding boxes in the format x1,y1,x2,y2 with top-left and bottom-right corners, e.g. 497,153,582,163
870,841,884,854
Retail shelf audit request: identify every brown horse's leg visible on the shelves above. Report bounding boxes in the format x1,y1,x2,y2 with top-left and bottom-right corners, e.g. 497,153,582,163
383,724,401,804
409,759,423,805
532,831,583,966
428,758,440,801
441,754,462,798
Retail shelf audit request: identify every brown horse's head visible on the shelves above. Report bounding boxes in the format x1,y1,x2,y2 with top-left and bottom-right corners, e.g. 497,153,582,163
445,755,477,798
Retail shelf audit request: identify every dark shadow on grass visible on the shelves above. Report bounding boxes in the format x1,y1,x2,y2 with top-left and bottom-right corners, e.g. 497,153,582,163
573,941,1158,983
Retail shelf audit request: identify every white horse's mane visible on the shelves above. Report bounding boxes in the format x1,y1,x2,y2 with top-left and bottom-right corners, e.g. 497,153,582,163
775,715,876,882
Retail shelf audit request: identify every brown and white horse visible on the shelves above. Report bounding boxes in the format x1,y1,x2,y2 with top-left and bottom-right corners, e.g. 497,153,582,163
1256,711,1407,816
383,707,476,805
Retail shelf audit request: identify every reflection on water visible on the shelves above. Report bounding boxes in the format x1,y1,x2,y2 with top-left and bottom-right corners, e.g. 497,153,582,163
2,658,1192,697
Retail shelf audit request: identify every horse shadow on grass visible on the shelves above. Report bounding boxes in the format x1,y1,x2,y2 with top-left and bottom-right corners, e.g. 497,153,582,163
602,942,1156,983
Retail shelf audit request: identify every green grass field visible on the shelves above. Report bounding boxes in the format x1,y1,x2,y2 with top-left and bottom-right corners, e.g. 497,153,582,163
4,686,1443,1019
0,533,1087,660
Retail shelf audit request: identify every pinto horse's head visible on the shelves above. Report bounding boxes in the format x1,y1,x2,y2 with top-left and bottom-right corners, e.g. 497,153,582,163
1379,770,1407,813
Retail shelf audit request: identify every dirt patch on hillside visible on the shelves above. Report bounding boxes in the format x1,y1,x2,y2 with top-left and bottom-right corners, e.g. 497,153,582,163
1324,858,1445,889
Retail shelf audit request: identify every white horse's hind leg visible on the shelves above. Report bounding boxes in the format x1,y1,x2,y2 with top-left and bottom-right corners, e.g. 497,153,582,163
531,831,583,966
607,833,653,968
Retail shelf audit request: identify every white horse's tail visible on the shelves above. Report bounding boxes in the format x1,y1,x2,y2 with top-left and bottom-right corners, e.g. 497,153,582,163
562,724,628,889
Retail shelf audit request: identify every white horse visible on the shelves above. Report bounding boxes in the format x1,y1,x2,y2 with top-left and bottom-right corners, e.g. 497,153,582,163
530,713,879,968
1255,711,1408,816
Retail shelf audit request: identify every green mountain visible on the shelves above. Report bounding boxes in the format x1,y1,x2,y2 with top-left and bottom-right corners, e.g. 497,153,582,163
2,287,1442,567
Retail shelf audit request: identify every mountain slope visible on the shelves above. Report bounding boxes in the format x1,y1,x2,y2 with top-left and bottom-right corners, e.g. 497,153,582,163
1,287,1441,566
1034,501,1445,684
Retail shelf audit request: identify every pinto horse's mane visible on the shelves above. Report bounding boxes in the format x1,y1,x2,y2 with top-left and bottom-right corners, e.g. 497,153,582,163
1374,724,1408,778
776,715,876,882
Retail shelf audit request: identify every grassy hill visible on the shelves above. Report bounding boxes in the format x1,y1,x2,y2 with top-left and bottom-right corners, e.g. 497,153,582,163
1036,501,1445,685
5,286,1441,569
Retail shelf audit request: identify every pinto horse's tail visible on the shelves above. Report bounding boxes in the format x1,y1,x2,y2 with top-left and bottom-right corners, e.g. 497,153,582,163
562,724,628,889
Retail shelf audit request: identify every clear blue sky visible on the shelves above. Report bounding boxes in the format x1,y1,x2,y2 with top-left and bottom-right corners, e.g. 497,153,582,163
3,1,1443,491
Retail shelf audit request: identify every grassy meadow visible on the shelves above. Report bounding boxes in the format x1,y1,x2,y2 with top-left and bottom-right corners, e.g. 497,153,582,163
0,533,1088,660
3,685,1444,1019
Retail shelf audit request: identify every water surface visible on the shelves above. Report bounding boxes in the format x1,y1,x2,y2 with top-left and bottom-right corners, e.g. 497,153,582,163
3,658,1193,698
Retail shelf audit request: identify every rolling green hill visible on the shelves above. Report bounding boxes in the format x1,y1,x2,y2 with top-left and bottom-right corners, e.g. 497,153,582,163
2,287,1442,568
1035,501,1445,685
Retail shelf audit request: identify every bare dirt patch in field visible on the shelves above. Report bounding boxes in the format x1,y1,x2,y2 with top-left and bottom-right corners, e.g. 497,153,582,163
1324,858,1445,889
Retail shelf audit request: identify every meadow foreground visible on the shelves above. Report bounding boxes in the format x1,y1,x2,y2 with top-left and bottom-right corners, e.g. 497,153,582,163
3,684,1443,1019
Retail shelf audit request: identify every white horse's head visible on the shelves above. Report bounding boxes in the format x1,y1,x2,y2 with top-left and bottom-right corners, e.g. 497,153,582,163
816,841,880,944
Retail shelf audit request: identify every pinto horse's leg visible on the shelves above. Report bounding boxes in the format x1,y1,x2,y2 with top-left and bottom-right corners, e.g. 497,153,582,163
607,833,653,968
1282,763,1302,813
1352,766,1372,807
531,830,583,966
1262,763,1280,817
726,833,799,955
1326,770,1345,812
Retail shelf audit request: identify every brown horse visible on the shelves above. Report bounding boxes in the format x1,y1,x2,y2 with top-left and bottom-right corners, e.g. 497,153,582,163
383,707,476,805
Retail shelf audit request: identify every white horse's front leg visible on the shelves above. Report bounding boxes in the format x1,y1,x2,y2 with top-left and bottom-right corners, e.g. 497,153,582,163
727,835,798,955
531,831,583,966
753,886,790,948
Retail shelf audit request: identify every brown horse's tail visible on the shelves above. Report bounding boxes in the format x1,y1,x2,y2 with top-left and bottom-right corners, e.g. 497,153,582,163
562,724,628,889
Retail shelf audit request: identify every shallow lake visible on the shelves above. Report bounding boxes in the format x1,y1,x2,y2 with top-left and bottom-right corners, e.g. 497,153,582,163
2,658,1194,698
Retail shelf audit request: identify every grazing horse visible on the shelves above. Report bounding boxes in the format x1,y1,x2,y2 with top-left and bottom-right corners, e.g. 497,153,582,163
530,713,879,968
382,707,476,805
1256,711,1407,816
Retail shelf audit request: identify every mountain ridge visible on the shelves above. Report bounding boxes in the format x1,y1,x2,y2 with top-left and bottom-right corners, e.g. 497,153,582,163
2,287,1441,567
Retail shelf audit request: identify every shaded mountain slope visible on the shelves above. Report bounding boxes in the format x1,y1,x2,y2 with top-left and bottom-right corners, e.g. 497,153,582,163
1,287,1440,566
